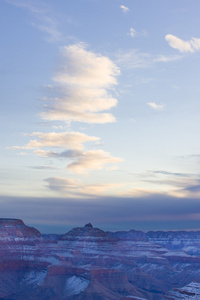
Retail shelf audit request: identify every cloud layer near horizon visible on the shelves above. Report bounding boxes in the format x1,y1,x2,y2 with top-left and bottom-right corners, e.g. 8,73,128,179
1,194,200,232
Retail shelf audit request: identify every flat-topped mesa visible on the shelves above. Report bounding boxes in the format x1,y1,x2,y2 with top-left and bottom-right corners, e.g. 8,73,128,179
59,223,110,241
0,218,25,226
0,218,41,239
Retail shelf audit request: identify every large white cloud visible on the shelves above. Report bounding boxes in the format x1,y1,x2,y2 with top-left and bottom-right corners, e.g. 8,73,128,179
41,44,120,123
55,44,119,88
12,131,99,150
165,34,200,53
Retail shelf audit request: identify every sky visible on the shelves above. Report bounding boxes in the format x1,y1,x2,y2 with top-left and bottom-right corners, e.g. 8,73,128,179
1,0,200,233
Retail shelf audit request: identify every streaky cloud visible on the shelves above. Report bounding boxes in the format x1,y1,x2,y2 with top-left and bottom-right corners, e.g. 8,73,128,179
45,177,123,197
116,49,181,69
35,149,123,173
5,0,63,42
11,131,99,150
149,170,194,177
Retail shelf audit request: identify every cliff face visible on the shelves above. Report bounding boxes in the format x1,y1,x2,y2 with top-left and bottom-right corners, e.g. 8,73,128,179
0,221,200,299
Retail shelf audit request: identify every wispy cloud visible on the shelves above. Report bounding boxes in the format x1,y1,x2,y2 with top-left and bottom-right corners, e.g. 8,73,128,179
34,149,81,158
149,170,193,177
120,5,129,13
183,180,200,194
11,131,99,150
36,149,123,174
45,177,122,196
180,154,200,161
128,28,137,38
147,102,165,111
116,49,181,69
29,166,55,170
5,0,63,42
42,44,120,124
165,34,200,53
139,170,200,198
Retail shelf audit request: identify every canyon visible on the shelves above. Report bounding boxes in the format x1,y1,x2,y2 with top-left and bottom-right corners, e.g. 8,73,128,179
0,219,200,299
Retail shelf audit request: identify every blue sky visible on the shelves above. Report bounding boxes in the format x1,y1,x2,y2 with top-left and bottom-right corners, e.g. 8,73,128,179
1,0,200,233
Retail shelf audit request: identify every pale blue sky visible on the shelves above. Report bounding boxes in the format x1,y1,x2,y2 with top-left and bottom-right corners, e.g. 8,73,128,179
1,0,200,232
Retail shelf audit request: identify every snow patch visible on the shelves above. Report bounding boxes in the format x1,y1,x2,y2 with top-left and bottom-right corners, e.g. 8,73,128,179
22,270,47,286
64,275,90,297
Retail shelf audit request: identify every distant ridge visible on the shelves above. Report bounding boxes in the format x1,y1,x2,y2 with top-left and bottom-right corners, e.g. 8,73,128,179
59,223,110,240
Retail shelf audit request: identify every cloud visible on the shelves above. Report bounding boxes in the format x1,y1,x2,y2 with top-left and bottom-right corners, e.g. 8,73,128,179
165,34,200,53
33,20,62,43
29,166,55,170
45,177,80,192
116,49,181,69
45,177,122,196
120,5,129,13
12,131,99,150
153,55,181,63
41,44,120,123
149,170,193,177
9,42,123,174
36,149,123,173
147,102,165,111
34,149,80,158
128,28,136,38
55,44,119,88
183,181,200,194
67,149,123,173
5,0,63,42
139,170,200,198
